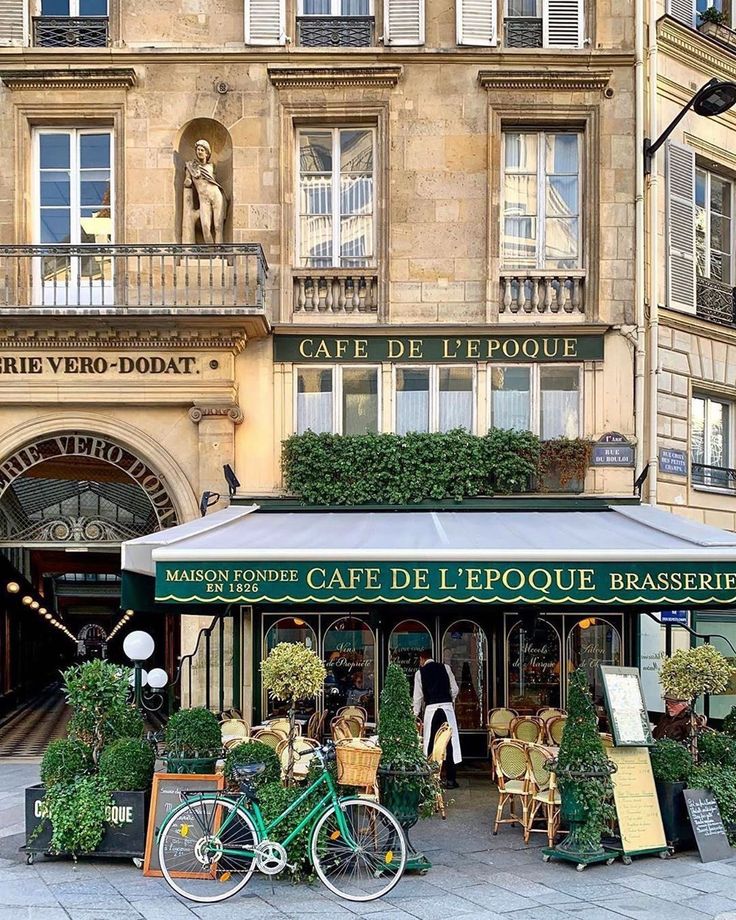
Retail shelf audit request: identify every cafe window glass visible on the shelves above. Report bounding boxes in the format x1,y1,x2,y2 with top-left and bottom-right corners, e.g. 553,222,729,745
692,393,733,489
491,364,580,438
694,618,736,720
567,617,621,707
396,366,474,434
442,620,487,730
323,616,376,719
389,620,433,690
296,366,379,435
507,618,561,711
264,617,318,718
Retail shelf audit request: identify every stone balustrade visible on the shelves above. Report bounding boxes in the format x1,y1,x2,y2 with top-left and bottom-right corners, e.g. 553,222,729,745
500,271,585,315
293,269,379,315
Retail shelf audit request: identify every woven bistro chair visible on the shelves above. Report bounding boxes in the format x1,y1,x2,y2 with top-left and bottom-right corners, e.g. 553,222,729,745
537,707,566,729
493,740,532,837
306,710,327,741
525,745,561,846
429,722,453,819
251,728,287,750
266,717,294,736
276,736,320,781
547,715,567,746
336,705,368,724
488,708,517,742
219,718,249,744
510,716,545,744
331,715,363,739
331,718,354,743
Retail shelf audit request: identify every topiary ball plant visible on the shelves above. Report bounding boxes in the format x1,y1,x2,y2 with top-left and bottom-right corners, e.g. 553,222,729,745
650,738,693,784
164,707,222,761
41,739,93,788
223,740,281,789
99,738,156,792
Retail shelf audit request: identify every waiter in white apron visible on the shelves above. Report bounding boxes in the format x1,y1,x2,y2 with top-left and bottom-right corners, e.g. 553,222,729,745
412,648,462,789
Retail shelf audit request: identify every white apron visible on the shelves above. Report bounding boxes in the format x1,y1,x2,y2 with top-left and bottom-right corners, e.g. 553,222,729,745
422,702,462,764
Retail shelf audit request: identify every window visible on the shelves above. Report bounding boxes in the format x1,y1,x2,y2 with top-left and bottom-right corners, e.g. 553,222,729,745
504,0,543,46
503,0,583,46
298,128,375,269
297,0,373,46
296,366,379,434
692,393,734,488
264,617,318,719
389,620,433,690
696,169,732,285
323,617,376,719
491,365,580,438
35,0,109,46
40,0,108,13
34,128,113,304
507,618,561,711
395,366,474,434
442,620,487,731
502,131,581,271
567,617,621,707
299,0,371,14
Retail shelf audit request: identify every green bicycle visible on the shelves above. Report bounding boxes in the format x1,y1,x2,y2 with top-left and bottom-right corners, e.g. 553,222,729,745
157,745,407,903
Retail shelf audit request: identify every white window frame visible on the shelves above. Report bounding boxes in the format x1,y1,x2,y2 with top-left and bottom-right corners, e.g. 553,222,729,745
297,0,373,14
294,364,382,434
695,166,734,284
392,364,476,434
500,129,582,271
691,392,735,490
39,0,110,15
32,126,114,305
488,363,582,438
295,126,376,270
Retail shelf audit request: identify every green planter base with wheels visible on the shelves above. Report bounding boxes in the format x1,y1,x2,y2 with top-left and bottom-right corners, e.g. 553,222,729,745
164,756,219,775
378,766,432,873
544,772,617,871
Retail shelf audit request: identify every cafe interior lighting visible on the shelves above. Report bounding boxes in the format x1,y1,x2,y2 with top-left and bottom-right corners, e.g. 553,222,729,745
22,595,32,605
6,582,19,594
30,601,40,610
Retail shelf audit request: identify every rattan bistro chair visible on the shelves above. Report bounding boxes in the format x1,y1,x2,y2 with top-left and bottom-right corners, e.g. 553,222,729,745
276,737,320,781
219,718,249,744
492,740,532,836
266,717,293,736
429,722,453,819
525,746,561,846
336,705,368,724
306,710,327,741
331,715,363,739
547,715,567,745
488,708,518,742
252,729,287,750
510,716,545,744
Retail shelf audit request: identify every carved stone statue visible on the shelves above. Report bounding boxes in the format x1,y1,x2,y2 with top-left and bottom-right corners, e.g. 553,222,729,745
182,139,228,245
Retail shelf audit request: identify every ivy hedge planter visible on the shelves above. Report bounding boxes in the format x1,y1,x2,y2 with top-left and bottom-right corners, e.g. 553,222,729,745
378,765,432,873
543,769,618,870
24,785,150,863
655,780,694,851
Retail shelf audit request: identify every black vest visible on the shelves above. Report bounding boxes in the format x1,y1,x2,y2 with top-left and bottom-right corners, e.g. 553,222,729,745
419,661,452,706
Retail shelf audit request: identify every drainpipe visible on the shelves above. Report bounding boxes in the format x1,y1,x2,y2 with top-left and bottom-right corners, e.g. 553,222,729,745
634,0,646,487
646,0,660,506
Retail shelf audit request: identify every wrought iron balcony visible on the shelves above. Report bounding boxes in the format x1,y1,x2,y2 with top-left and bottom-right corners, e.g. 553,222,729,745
297,15,374,46
0,244,268,311
32,16,109,47
696,274,736,327
504,17,543,47
692,462,736,490
293,268,378,315
500,270,585,315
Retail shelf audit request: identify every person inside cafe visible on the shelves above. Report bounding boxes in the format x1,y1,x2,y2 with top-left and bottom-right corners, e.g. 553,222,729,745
653,696,705,742
413,648,462,789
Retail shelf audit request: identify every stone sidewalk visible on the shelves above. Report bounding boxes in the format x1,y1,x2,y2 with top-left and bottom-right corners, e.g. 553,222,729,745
2,759,736,920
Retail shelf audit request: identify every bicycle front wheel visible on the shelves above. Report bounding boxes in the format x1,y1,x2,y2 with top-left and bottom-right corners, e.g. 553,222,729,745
158,796,258,904
311,798,407,901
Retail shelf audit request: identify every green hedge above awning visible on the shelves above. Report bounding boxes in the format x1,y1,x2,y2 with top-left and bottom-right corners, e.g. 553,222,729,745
155,560,736,607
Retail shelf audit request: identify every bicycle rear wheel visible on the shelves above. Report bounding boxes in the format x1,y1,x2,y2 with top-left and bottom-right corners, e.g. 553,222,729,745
158,796,258,904
311,798,407,901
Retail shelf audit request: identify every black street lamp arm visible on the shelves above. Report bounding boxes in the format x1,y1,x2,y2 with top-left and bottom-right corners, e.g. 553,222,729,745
643,78,718,174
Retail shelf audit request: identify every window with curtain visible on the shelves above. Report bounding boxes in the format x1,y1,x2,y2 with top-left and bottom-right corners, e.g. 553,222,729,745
396,368,430,434
297,368,333,434
296,366,379,434
342,367,379,434
438,367,473,432
41,0,108,13
299,0,371,12
298,128,374,268
491,364,580,437
695,168,732,285
396,366,474,434
502,131,581,270
692,393,733,488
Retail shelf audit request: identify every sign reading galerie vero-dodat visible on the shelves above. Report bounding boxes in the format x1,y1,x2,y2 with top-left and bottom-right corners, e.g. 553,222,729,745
274,334,605,363
155,560,736,606
0,353,204,376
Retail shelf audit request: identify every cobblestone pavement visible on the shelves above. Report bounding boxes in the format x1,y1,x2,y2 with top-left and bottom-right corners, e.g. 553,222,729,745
3,760,736,920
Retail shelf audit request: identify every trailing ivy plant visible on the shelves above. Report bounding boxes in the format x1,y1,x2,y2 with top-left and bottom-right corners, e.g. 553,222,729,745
484,427,540,494
650,738,693,784
37,777,115,858
539,438,593,491
688,763,736,844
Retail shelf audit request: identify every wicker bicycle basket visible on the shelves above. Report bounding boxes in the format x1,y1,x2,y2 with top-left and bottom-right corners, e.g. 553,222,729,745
335,741,382,787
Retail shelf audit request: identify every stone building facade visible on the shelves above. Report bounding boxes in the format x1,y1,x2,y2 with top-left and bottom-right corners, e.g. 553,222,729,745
0,0,638,708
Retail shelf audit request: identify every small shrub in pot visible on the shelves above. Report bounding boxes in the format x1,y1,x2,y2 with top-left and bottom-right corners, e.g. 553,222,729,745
99,738,156,792
164,707,222,773
40,739,93,788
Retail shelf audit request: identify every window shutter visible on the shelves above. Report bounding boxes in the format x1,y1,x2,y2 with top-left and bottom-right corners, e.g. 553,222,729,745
543,0,583,47
666,141,697,314
665,0,695,27
0,0,25,45
244,0,285,44
384,0,424,45
457,0,496,45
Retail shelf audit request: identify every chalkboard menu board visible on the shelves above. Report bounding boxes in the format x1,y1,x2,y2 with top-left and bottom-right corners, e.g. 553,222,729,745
143,772,224,877
683,788,734,863
600,666,655,747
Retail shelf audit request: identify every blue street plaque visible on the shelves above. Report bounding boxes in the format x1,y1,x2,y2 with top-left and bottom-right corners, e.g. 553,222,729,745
592,431,635,467
659,447,688,477
659,610,690,626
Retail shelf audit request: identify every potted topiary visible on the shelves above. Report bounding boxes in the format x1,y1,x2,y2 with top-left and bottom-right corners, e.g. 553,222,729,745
698,6,732,41
261,642,326,784
223,739,281,789
543,668,616,870
650,738,694,850
163,707,222,774
377,663,438,873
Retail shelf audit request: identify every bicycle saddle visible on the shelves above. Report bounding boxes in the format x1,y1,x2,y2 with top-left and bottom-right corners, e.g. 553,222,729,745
233,762,266,777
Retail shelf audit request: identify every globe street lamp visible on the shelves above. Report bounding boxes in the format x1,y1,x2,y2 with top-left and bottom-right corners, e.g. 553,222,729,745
644,78,736,174
123,630,169,713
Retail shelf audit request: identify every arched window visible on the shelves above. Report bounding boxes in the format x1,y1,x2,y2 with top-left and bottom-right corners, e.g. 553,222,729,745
264,616,318,718
323,617,376,720
567,617,622,706
507,618,562,712
389,619,433,690
442,621,487,730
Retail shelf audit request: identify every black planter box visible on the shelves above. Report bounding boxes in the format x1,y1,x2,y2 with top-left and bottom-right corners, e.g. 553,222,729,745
25,785,150,859
655,780,695,851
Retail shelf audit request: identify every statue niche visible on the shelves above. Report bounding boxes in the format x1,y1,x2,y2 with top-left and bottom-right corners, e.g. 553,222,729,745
175,119,233,246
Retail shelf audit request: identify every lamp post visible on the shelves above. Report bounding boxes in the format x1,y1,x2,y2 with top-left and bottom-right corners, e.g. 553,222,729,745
123,630,155,710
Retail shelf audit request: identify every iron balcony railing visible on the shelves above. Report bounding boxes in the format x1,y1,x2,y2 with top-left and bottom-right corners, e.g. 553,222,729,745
297,15,374,46
692,462,736,490
696,275,736,327
0,244,268,311
504,17,543,47
32,16,109,47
